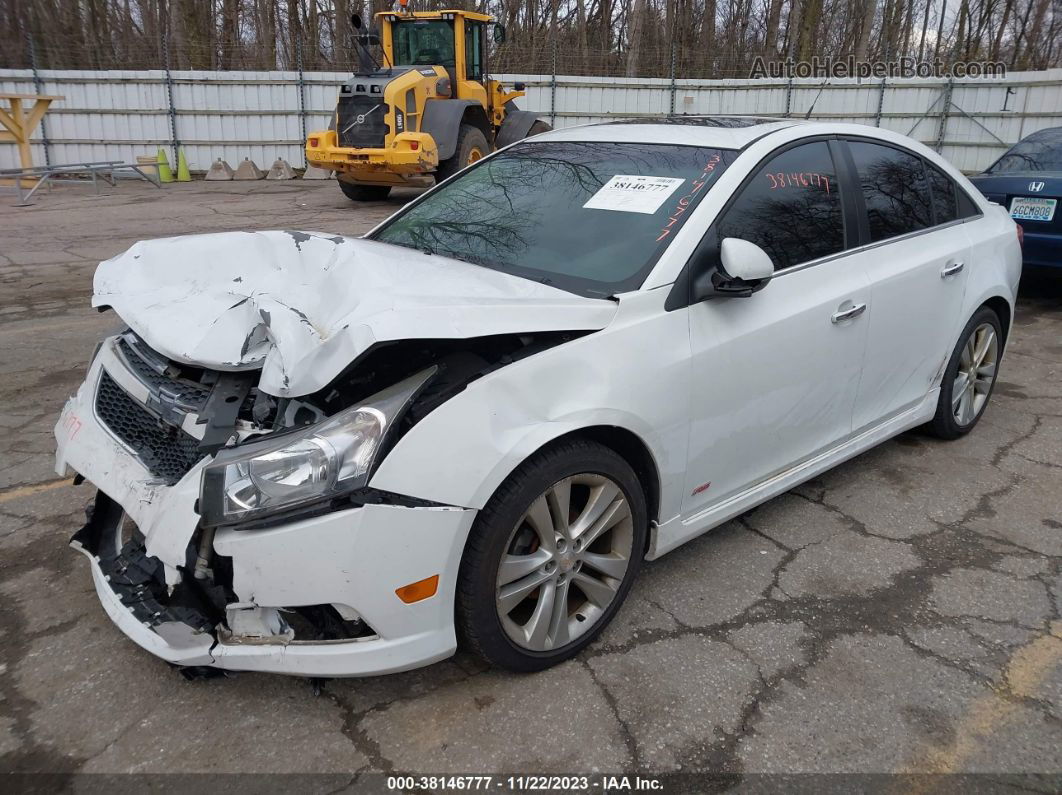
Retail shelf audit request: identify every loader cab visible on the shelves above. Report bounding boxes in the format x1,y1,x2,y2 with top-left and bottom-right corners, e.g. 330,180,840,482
377,9,492,106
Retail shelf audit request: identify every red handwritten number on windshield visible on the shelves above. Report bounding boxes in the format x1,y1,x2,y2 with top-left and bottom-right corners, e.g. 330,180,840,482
656,154,723,243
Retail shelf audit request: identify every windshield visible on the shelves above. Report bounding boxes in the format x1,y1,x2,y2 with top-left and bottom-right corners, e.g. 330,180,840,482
987,129,1062,173
372,141,732,297
393,20,455,66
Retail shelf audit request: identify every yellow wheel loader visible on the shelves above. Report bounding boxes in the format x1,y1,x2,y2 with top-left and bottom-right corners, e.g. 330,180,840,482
305,5,551,201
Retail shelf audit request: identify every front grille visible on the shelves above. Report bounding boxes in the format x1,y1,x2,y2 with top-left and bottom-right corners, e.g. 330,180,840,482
95,370,203,485
116,336,210,411
336,95,389,148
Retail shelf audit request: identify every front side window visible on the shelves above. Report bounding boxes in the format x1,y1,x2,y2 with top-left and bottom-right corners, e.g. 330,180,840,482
716,141,844,270
372,141,732,297
393,20,455,67
848,140,932,242
465,21,483,81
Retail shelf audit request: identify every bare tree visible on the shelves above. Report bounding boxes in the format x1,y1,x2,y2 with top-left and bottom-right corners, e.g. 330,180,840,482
1,0,1057,76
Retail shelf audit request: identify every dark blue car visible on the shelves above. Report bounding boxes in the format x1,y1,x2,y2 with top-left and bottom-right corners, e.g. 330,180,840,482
968,126,1061,269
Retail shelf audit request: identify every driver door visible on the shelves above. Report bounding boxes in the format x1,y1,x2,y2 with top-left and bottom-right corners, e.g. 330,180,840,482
682,139,871,518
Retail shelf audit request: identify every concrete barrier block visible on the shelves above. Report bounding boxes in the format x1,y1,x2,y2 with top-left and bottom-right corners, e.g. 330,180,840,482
205,159,235,181
302,166,334,180
266,158,297,180
233,158,265,180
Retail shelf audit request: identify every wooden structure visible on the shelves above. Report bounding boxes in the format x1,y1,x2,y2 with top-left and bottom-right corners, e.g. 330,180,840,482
0,93,64,171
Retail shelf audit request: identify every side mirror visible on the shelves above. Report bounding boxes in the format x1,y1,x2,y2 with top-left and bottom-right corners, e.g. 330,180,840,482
691,237,773,301
493,23,507,43
720,237,774,283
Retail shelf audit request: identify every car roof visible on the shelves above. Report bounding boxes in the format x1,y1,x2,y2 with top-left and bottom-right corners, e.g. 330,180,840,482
1017,125,1062,143
536,116,803,149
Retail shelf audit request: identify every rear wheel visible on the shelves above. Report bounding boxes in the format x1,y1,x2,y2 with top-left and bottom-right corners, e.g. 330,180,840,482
456,440,647,672
436,124,489,183
926,306,1003,439
338,181,391,202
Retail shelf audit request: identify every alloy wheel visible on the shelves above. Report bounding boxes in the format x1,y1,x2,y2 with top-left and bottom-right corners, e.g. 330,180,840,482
495,474,633,652
952,321,998,426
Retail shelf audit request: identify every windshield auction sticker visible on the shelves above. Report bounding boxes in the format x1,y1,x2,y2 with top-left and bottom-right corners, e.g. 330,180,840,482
583,175,686,214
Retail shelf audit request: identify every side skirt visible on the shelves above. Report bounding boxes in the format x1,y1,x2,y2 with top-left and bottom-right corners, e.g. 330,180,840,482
647,389,939,559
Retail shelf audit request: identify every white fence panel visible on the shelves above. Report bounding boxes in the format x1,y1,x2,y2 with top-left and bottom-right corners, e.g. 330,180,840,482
2,68,1060,173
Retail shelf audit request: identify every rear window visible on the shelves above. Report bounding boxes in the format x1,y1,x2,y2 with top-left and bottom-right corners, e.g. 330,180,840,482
372,141,733,297
987,130,1062,173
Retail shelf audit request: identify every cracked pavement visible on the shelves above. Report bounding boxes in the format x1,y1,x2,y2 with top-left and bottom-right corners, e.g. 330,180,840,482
0,181,1059,779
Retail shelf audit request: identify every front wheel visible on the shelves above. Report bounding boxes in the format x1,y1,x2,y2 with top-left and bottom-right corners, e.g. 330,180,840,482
926,306,1003,439
338,181,390,202
456,440,647,672
435,124,490,183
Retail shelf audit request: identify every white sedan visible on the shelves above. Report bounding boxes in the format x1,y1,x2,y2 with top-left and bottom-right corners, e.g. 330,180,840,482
56,118,1021,677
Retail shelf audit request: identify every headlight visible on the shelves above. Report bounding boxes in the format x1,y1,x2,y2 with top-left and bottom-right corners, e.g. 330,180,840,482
200,367,435,526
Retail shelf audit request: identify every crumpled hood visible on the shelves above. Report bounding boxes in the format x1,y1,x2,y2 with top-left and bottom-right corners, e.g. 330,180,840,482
93,230,618,397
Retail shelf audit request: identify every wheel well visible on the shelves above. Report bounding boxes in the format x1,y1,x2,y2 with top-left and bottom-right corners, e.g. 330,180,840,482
461,105,491,141
546,426,661,531
982,296,1012,345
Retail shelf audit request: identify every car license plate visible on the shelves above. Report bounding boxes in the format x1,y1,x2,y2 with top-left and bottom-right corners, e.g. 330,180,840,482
1010,196,1056,222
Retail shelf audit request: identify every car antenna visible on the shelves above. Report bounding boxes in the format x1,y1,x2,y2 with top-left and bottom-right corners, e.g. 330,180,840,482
804,79,830,120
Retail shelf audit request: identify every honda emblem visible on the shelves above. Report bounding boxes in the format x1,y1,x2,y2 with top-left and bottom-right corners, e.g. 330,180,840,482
1028,181,1045,192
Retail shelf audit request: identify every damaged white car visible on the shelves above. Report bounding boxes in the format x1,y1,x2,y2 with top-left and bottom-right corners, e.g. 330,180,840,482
56,119,1021,677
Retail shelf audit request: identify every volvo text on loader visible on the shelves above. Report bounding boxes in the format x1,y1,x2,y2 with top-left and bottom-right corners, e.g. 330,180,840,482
305,4,551,201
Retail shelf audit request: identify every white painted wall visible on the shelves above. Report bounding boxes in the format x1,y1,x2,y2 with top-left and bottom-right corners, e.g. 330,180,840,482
2,68,1060,173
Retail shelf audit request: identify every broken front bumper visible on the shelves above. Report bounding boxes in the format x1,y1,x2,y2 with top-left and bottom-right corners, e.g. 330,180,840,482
55,340,476,677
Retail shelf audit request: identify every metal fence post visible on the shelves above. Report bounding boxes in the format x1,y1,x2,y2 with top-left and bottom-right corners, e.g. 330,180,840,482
783,77,793,117
669,42,677,115
163,32,180,166
875,76,887,127
550,38,557,126
25,27,51,166
296,38,308,167
935,77,954,153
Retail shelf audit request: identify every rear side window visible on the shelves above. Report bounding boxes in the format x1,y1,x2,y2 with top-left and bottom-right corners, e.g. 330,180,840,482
716,141,844,270
926,163,958,224
848,141,932,242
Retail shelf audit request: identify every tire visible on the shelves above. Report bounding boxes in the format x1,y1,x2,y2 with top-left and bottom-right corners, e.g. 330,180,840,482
338,181,390,202
926,306,1004,440
456,439,648,672
526,120,552,137
435,124,490,183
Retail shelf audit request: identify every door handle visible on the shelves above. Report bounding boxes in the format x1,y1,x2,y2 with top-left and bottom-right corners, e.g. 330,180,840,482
941,261,965,278
831,303,867,324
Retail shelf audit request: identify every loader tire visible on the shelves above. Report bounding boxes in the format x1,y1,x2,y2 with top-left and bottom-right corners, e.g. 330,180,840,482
436,124,489,183
339,181,391,202
526,120,552,137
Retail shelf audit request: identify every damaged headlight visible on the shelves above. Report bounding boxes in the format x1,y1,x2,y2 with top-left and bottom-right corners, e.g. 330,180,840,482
200,368,435,526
